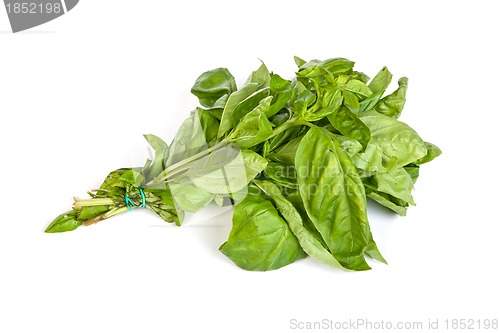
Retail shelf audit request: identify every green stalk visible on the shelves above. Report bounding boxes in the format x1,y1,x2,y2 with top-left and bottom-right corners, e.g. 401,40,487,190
267,116,311,139
83,206,129,226
145,140,228,187
145,117,311,187
73,197,114,210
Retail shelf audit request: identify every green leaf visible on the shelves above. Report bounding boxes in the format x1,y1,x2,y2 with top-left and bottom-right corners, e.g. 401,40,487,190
98,168,129,193
264,162,298,189
267,135,303,165
119,169,144,188
351,71,370,84
254,180,344,269
293,56,307,68
292,80,317,116
189,149,267,195
359,91,383,112
322,86,343,111
218,63,270,138
297,58,355,79
415,142,442,165
196,108,220,144
318,58,355,76
143,134,168,181
283,188,329,248
182,144,241,179
360,112,427,168
370,167,416,206
78,205,110,220
241,150,268,183
267,73,293,117
191,68,236,108
328,106,371,149
166,111,209,167
229,96,274,149
302,86,342,122
368,67,392,94
295,127,371,270
404,165,420,184
230,88,270,125
352,144,387,174
342,90,360,112
334,134,363,157
367,191,408,216
219,185,305,271
264,125,303,158
45,211,82,233
365,237,387,264
168,181,214,213
374,77,408,118
345,79,372,98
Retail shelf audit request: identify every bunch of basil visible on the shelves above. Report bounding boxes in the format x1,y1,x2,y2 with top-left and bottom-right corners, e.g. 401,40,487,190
46,56,440,271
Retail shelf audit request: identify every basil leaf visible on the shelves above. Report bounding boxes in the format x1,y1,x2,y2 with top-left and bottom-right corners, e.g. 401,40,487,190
328,106,371,149
166,111,209,167
295,127,371,270
322,86,343,111
182,144,241,179
404,165,420,184
352,143,387,174
293,55,307,68
189,149,267,195
142,134,168,182
359,91,383,112
191,67,236,108
352,71,370,84
230,87,270,125
334,134,363,157
367,191,408,216
264,125,303,157
370,167,416,206
78,205,110,220
374,77,408,118
368,66,392,95
342,90,360,112
98,168,128,190
168,180,214,213
318,58,355,76
45,211,82,233
415,142,442,165
267,73,293,117
229,96,274,149
264,110,305,156
218,63,270,138
267,135,303,165
345,79,372,98
219,185,305,271
360,112,427,168
292,80,317,116
119,169,144,188
197,108,220,144
297,58,355,79
264,162,298,189
254,180,344,269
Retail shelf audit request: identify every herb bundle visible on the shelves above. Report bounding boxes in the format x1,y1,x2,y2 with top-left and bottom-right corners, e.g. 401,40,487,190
46,56,441,271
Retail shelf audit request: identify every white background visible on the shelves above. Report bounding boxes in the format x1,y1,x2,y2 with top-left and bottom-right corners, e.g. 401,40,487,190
1,1,499,332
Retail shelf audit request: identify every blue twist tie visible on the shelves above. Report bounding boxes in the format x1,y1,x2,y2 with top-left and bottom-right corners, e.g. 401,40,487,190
125,188,146,211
